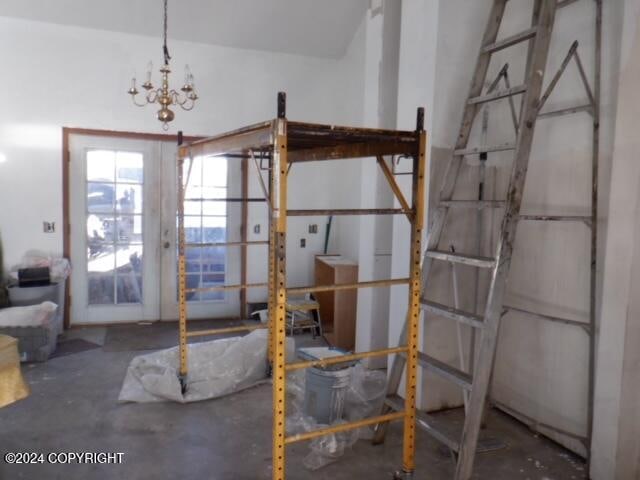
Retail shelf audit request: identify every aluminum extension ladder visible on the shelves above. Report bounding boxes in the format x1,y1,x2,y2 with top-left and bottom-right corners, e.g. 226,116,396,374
374,1,558,479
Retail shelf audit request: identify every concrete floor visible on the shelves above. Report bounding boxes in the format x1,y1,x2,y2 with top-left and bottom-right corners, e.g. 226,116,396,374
0,323,588,480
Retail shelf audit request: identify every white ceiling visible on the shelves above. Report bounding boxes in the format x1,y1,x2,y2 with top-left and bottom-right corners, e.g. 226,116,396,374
0,0,369,58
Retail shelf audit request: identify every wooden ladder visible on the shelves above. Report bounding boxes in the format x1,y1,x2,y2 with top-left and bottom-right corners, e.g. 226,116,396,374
374,1,558,479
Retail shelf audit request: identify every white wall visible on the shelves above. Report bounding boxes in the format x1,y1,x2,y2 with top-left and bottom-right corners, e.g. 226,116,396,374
385,0,624,459
591,1,640,478
0,16,363,292
388,0,440,405
352,0,401,369
330,0,413,371
331,11,367,265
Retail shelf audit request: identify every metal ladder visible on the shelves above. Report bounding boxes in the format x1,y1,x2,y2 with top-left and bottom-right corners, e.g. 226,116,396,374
374,1,558,479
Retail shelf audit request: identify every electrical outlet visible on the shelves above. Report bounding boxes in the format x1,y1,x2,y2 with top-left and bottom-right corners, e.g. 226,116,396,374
43,221,55,233
309,224,318,234
300,238,306,248
254,224,261,234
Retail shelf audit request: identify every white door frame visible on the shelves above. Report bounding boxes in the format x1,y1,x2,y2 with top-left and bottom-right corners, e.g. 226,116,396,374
66,131,243,325
69,134,161,324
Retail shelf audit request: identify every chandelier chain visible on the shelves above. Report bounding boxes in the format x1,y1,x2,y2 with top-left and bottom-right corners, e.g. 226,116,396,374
163,0,171,64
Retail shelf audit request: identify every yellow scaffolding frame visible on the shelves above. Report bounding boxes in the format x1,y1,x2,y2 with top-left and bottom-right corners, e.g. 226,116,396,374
176,92,426,479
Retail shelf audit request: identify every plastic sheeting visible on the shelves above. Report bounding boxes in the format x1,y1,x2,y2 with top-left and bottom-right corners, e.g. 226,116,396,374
286,363,388,470
9,250,71,283
119,329,387,470
0,301,57,328
119,329,292,403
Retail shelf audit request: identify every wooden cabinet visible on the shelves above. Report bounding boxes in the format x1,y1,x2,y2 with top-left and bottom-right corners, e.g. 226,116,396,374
314,255,358,351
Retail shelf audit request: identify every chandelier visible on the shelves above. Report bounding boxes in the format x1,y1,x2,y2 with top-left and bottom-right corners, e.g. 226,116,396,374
127,0,198,130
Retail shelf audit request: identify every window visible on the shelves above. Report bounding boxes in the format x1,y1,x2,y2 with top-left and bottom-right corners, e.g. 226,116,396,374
181,156,228,302
85,150,144,305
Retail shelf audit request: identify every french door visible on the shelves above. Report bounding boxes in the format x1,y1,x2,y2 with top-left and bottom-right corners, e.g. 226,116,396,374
68,133,240,325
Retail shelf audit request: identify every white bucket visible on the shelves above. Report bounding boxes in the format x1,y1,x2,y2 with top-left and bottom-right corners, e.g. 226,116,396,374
303,366,351,424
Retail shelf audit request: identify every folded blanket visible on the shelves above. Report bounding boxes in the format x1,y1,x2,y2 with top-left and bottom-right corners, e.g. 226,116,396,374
0,335,30,407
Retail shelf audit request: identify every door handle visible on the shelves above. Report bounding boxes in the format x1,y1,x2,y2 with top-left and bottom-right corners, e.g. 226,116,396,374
163,241,171,249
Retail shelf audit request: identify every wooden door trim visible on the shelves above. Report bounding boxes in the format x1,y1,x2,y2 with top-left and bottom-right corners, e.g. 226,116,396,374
61,127,203,328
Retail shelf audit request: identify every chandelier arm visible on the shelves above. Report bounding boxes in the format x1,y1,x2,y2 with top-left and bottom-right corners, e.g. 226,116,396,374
147,89,160,104
179,100,196,111
173,90,198,110
131,98,149,107
173,91,188,106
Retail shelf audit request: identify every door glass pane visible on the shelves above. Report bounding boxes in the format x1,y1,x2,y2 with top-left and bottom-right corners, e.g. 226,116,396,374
86,215,113,252
184,217,202,243
202,247,225,276
87,182,116,213
202,216,226,243
185,247,202,273
116,215,142,244
86,149,144,305
116,152,143,183
87,150,115,182
88,249,115,274
184,201,202,216
116,275,143,304
88,275,115,304
185,157,203,194
202,195,226,216
115,245,143,273
116,184,143,214
203,158,227,187
178,156,227,303
185,274,201,302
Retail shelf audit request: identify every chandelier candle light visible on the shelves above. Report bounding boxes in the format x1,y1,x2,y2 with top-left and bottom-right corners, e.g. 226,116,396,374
128,0,198,130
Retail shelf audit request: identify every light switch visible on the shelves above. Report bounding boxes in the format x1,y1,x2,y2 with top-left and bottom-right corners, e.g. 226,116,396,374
43,221,55,233
254,224,261,234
